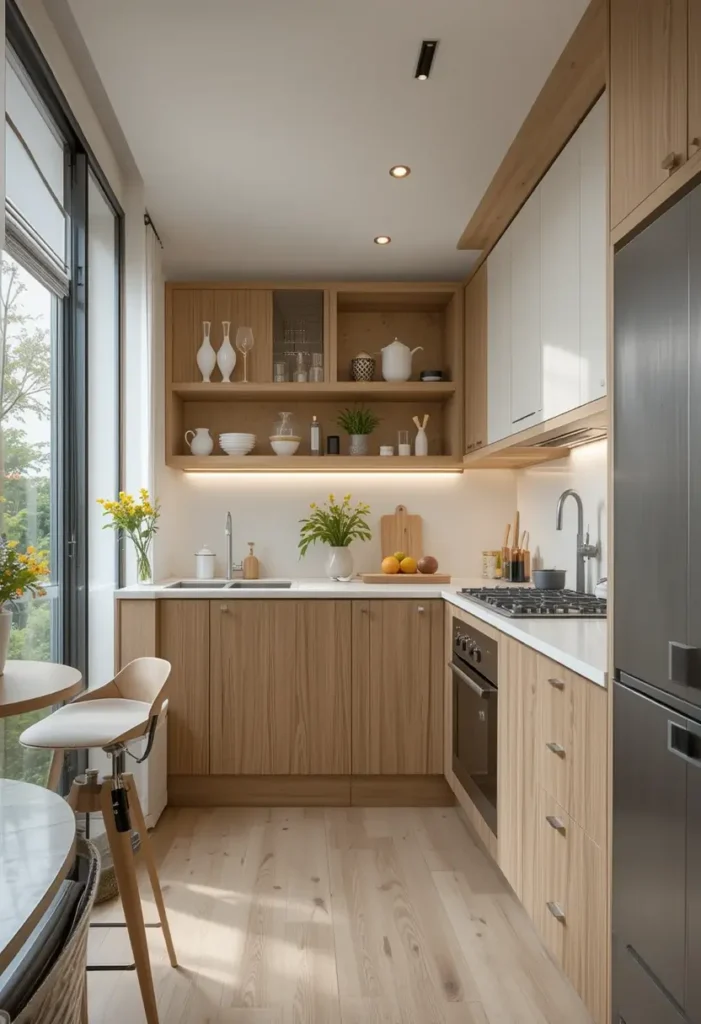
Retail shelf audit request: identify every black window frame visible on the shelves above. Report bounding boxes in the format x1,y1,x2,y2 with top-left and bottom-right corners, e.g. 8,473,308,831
6,0,125,789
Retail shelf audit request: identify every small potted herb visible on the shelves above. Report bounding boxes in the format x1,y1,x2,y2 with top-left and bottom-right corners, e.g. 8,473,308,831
299,493,372,580
337,406,380,456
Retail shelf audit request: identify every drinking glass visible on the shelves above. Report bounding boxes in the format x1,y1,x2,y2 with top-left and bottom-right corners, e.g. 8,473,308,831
235,326,255,383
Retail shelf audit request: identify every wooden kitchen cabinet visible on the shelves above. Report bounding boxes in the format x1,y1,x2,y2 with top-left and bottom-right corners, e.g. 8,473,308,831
463,264,488,453
537,656,608,847
534,789,606,1023
497,636,538,912
610,0,688,228
158,600,210,775
209,600,351,774
352,599,443,774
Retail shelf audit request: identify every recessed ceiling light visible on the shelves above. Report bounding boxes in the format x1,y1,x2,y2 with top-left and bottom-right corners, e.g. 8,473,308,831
389,165,411,178
374,235,391,245
415,40,438,80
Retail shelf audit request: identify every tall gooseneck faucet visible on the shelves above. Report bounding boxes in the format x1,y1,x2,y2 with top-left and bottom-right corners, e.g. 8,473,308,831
555,488,598,593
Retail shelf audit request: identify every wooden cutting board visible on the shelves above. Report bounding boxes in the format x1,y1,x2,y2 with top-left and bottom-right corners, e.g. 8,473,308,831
360,572,451,584
380,505,423,559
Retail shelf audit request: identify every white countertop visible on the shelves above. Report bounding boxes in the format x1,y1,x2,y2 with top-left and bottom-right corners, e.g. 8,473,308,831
117,577,608,687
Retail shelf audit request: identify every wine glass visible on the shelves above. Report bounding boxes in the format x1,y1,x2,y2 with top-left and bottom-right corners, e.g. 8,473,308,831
235,326,254,383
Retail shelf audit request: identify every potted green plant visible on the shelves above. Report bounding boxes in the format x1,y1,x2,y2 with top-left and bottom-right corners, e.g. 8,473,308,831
299,493,372,579
337,406,380,456
97,489,160,583
0,539,48,673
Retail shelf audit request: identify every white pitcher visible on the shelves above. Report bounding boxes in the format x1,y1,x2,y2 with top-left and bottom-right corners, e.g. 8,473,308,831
381,338,423,382
185,427,213,456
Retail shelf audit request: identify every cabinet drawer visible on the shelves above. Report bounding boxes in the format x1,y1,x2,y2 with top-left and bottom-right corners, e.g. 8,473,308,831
534,790,570,966
534,790,607,1023
537,656,607,847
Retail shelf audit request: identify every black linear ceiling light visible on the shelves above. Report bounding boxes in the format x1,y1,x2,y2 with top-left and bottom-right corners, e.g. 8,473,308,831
415,40,438,80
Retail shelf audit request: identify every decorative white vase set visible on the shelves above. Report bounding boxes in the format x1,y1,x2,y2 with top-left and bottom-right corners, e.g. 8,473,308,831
197,321,237,383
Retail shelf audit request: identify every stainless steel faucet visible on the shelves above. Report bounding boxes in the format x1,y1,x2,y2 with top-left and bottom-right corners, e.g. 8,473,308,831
225,511,233,580
555,488,598,593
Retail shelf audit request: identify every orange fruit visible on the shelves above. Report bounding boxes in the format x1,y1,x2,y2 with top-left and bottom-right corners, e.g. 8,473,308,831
381,556,400,574
399,556,418,574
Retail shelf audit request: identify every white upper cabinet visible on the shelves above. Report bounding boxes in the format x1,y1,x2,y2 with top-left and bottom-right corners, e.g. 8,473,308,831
487,226,513,444
510,188,542,428
578,95,607,405
540,130,581,421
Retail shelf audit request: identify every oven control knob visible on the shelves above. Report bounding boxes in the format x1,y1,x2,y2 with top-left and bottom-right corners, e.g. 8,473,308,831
473,647,482,664
460,636,470,651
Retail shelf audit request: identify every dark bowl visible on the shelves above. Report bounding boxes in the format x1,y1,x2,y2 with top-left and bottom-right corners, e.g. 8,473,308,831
532,569,567,590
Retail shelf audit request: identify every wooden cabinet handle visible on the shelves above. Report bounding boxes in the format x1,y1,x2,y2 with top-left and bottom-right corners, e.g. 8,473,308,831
546,741,566,758
546,901,566,923
548,677,565,690
661,152,680,171
220,604,230,612
546,815,566,834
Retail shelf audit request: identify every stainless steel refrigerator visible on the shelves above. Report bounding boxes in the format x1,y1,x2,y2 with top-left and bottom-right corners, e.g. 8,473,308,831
613,185,701,1023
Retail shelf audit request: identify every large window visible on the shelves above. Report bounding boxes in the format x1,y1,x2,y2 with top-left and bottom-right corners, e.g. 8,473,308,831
0,5,123,787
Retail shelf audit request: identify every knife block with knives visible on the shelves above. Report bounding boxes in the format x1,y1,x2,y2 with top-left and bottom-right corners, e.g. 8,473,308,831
502,514,531,583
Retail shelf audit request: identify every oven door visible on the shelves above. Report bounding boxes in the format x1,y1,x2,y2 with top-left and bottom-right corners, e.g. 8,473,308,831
450,658,498,836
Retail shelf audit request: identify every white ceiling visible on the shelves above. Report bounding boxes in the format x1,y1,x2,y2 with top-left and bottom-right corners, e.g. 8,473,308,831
66,0,587,281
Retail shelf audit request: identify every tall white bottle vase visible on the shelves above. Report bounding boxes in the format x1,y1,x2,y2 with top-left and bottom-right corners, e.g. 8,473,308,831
217,320,237,383
414,426,428,456
197,321,216,383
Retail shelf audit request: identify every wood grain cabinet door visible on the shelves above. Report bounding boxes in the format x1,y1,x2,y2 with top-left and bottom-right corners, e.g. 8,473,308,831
690,0,701,157
497,637,538,912
209,600,296,774
463,265,488,453
159,600,210,775
610,0,688,227
352,599,443,775
291,601,351,774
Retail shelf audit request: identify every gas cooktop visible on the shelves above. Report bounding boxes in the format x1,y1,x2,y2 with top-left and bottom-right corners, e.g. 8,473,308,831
459,587,607,619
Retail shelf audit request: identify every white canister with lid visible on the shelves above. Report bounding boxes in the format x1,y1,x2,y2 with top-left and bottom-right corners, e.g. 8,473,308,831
195,545,216,580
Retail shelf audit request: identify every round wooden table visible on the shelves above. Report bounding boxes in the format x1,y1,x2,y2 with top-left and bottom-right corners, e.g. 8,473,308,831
0,661,82,718
0,778,77,972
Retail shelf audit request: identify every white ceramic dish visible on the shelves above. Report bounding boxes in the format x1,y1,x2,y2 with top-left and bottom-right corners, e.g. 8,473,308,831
270,438,300,456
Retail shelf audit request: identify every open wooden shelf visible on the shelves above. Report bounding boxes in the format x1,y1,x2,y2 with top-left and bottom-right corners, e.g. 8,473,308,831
170,381,456,402
168,455,464,473
166,280,465,472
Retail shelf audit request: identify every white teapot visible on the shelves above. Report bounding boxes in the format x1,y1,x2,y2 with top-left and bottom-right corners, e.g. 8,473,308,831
381,338,423,382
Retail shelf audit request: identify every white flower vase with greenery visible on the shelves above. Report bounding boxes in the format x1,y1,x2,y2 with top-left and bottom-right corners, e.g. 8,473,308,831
337,407,380,456
299,494,372,580
97,489,160,584
0,539,49,673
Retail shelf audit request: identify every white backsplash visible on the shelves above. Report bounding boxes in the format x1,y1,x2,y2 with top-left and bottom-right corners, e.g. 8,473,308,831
153,467,517,580
516,439,608,593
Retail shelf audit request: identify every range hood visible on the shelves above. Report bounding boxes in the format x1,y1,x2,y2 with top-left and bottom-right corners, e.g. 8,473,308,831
532,424,608,449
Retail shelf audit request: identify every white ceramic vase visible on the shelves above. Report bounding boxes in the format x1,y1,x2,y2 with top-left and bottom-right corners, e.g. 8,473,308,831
326,546,353,581
217,321,237,383
197,321,216,383
414,426,428,456
349,434,368,456
185,427,214,456
0,609,12,674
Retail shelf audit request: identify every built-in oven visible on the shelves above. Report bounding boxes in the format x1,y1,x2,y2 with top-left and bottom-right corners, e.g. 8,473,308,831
450,616,499,836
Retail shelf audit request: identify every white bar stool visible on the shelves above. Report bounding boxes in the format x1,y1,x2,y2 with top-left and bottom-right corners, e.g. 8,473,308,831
19,657,178,1024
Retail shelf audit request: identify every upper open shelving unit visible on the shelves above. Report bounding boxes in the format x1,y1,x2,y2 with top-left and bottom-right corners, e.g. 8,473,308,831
166,281,464,472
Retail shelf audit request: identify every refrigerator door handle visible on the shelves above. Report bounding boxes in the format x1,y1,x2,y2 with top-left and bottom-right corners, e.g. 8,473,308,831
668,641,701,688
668,720,701,767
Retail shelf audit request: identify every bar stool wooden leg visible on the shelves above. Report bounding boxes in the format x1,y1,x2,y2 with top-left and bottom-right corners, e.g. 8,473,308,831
99,780,160,1024
46,748,64,791
123,772,178,968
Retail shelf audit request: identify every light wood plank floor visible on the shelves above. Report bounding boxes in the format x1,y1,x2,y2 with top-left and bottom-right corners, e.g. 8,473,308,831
87,806,593,1023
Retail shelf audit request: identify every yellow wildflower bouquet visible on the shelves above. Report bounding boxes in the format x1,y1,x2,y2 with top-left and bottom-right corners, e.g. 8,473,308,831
97,489,160,583
0,539,49,605
298,493,371,556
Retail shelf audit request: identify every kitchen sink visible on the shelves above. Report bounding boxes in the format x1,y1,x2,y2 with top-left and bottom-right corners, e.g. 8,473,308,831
166,580,231,589
225,580,292,589
165,580,293,590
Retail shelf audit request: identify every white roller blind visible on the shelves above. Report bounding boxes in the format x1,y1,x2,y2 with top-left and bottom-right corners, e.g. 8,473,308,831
4,52,68,296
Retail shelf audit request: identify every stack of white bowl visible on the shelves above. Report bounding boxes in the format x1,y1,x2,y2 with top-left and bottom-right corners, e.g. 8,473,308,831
219,432,256,456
